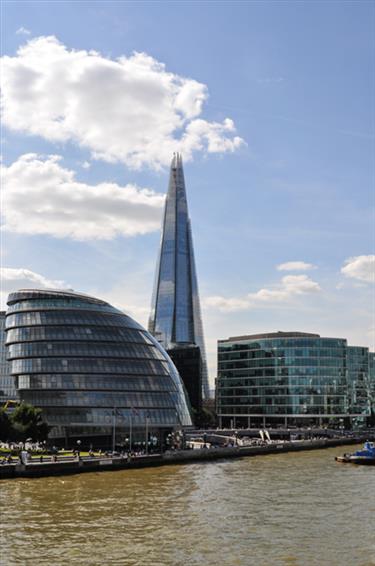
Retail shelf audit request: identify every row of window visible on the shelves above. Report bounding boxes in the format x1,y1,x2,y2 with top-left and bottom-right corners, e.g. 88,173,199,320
219,377,367,387
6,312,140,329
218,348,347,360
218,386,352,396
219,358,346,369
218,406,361,416
7,342,164,361
219,368,349,379
11,358,170,376
17,374,177,392
7,299,120,315
219,339,346,351
218,394,369,405
22,390,177,408
218,373,366,385
6,326,152,345
43,407,180,426
218,396,348,405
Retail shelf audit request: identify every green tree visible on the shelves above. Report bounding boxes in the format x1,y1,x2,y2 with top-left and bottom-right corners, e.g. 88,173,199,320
194,407,217,428
0,408,12,441
11,403,49,442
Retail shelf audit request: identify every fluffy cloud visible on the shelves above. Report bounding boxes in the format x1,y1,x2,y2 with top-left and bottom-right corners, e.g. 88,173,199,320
341,255,375,283
2,154,165,240
277,261,316,271
204,296,251,311
203,275,321,312
1,36,244,169
0,267,68,309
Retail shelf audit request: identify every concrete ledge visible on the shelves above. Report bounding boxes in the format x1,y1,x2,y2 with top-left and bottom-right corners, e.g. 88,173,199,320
0,438,365,480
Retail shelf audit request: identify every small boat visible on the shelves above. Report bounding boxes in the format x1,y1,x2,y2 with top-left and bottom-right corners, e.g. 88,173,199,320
335,441,375,465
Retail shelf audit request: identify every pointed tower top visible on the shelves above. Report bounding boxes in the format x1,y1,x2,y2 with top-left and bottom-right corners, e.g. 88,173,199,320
171,152,183,169
149,151,209,399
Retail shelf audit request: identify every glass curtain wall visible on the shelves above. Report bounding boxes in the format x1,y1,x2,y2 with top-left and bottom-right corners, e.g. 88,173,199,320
148,153,209,399
216,332,373,428
0,312,17,402
5,289,192,441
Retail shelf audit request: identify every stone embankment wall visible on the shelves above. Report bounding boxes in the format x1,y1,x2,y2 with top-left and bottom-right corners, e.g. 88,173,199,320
0,437,364,480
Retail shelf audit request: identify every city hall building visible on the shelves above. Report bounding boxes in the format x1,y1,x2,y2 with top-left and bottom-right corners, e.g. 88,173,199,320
216,332,374,429
0,312,17,403
5,289,192,445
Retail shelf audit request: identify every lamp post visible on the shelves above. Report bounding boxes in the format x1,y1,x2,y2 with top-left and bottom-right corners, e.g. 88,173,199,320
76,439,81,460
145,415,149,455
129,410,133,453
112,407,117,453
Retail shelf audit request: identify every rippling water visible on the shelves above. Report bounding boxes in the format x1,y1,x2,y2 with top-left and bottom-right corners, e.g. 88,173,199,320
1,445,374,566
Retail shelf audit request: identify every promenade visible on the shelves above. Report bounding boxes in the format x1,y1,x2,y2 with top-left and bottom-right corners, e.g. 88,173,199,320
0,436,365,480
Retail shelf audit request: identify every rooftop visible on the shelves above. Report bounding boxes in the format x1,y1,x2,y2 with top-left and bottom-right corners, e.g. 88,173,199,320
219,331,321,343
6,288,109,307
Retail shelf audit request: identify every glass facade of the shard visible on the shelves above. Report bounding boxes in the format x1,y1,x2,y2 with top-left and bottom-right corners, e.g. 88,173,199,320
148,153,209,399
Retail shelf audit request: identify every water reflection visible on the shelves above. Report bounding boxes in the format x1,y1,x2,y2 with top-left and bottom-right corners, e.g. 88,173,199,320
1,445,375,565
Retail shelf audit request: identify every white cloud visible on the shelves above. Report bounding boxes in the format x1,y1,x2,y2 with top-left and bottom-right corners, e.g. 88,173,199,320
81,161,91,169
203,274,321,312
204,296,251,311
341,255,375,283
1,36,244,170
1,153,165,240
277,261,316,271
16,27,31,36
0,267,68,309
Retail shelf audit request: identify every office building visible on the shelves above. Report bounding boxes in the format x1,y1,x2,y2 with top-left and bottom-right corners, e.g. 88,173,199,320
0,312,17,403
5,289,192,443
216,331,374,428
148,153,209,400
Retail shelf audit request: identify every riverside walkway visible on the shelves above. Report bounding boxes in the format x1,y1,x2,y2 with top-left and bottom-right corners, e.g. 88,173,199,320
0,437,366,480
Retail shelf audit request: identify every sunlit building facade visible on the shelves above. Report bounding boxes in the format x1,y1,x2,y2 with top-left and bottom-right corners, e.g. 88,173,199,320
148,153,209,400
5,289,192,443
216,331,374,428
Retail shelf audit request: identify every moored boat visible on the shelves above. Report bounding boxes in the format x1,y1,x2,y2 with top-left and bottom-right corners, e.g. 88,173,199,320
335,441,375,465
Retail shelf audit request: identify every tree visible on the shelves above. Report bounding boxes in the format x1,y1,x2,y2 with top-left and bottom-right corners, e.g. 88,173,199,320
11,403,50,442
194,407,217,428
0,408,12,441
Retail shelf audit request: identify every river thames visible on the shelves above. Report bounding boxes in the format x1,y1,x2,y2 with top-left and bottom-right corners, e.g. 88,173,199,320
1,444,374,566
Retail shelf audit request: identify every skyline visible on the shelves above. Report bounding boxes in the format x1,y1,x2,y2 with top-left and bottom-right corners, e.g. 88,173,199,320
1,2,374,388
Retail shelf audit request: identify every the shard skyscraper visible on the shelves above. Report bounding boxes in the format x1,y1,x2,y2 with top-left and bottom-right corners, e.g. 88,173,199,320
149,153,210,400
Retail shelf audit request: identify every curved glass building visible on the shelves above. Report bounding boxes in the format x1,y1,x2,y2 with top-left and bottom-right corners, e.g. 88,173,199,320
5,289,192,443
217,332,373,428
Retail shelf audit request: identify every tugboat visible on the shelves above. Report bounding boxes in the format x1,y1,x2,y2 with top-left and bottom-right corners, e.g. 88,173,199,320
335,441,375,465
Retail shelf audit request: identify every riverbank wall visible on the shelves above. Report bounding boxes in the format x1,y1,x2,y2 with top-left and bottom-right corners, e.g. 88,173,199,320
0,437,365,480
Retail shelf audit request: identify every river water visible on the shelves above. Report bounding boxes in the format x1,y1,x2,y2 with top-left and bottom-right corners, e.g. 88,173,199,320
1,444,374,566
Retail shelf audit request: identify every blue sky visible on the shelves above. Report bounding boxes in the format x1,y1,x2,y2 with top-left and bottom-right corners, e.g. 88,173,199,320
1,1,374,385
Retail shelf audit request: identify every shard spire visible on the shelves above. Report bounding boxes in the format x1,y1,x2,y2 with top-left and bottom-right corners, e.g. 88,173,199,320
149,153,210,399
